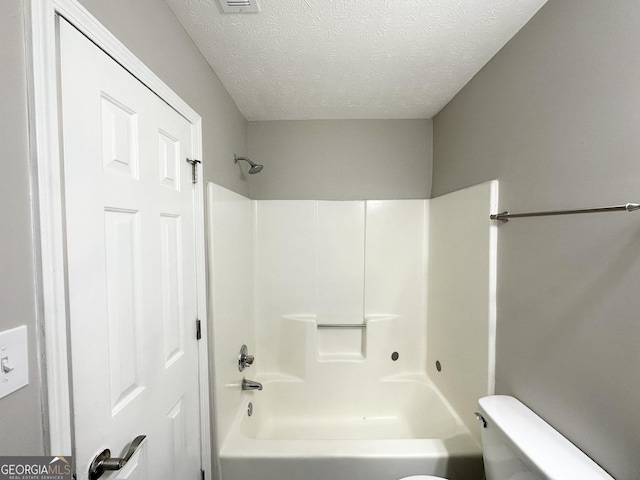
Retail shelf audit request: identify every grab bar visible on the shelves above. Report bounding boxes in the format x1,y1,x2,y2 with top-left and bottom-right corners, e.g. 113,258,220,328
317,324,366,329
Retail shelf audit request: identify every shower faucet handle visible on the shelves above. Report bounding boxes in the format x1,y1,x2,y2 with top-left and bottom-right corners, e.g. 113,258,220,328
238,344,254,372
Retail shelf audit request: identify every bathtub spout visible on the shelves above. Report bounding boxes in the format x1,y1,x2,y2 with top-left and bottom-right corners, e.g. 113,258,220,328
242,379,263,391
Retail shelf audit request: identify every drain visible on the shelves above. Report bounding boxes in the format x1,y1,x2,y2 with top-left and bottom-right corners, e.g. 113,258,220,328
435,360,442,372
247,402,253,417
391,352,399,361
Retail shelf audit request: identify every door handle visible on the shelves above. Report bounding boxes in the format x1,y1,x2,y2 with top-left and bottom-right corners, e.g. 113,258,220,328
88,435,147,480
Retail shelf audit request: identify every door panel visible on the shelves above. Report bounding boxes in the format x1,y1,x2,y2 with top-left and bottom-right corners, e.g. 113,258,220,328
160,214,186,368
59,18,201,480
103,208,144,415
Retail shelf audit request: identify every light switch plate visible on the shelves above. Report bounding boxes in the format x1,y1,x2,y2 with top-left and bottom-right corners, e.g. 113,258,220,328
0,325,29,399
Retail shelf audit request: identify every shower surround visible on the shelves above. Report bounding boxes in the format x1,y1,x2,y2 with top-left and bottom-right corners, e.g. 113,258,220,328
207,182,497,480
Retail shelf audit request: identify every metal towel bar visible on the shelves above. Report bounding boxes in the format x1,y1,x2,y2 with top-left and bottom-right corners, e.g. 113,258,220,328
490,202,640,222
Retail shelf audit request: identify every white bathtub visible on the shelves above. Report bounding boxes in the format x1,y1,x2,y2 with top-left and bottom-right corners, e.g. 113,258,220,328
219,378,483,480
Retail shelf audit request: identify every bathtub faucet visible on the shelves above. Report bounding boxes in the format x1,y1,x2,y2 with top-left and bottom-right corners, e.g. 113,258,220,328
242,379,263,391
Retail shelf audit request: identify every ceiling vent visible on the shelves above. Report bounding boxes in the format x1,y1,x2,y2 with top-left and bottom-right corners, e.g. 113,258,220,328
218,0,260,13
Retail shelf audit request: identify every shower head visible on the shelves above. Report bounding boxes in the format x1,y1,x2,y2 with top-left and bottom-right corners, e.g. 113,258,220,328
248,164,263,174
234,154,263,174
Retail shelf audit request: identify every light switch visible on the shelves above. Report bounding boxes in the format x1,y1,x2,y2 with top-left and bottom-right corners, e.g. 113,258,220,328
0,325,29,399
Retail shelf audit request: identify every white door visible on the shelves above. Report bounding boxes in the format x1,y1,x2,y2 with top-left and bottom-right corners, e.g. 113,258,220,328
59,18,203,480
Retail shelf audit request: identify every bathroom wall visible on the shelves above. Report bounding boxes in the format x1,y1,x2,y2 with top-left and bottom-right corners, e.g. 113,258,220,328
432,1,640,478
247,119,433,200
427,181,498,441
0,0,45,455
207,184,256,452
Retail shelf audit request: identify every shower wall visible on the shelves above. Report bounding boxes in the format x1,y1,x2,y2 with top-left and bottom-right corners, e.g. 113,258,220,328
208,181,496,447
207,185,256,448
254,199,428,378
427,181,498,439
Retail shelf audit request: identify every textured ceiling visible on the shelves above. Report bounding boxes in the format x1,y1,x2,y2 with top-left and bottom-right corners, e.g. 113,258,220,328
166,0,548,120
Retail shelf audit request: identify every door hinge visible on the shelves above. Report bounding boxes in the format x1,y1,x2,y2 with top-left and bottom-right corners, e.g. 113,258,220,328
196,319,202,340
186,158,202,184
201,469,205,480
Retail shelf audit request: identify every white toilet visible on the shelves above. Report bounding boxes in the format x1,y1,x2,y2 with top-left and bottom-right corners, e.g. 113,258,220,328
400,395,614,480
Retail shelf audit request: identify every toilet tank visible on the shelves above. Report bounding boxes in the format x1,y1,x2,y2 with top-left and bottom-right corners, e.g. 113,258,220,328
477,396,614,480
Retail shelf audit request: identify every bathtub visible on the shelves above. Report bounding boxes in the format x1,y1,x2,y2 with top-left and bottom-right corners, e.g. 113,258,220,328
219,377,483,480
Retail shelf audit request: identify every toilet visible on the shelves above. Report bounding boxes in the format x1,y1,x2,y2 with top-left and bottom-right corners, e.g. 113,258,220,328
400,395,614,480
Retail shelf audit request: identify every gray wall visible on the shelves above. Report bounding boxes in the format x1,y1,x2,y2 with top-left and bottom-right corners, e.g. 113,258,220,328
433,1,640,478
0,0,247,455
0,0,45,456
247,120,432,200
